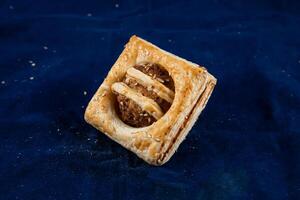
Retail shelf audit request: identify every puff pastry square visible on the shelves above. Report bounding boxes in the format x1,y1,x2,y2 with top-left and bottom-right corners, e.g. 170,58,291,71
84,35,216,165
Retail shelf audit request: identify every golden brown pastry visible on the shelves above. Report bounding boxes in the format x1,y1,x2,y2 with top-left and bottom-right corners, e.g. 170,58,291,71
84,35,217,165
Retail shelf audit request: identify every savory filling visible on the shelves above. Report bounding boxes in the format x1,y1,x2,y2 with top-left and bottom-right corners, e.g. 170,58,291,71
115,62,174,127
124,78,171,113
116,94,156,127
134,63,175,91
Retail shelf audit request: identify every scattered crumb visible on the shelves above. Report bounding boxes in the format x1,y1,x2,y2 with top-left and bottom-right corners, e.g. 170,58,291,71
115,3,119,8
52,50,57,53
168,39,172,43
28,60,33,64
9,5,14,10
31,63,36,67
43,46,48,50
1,80,5,84
87,13,92,17
29,76,34,80
16,152,22,159
57,128,60,132
81,105,85,109
83,91,87,96
237,31,241,34
298,60,300,64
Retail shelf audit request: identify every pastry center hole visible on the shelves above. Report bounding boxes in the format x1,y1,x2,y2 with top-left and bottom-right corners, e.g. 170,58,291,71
113,62,175,128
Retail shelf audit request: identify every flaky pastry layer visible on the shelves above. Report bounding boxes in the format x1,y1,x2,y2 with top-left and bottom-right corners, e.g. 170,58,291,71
84,35,217,165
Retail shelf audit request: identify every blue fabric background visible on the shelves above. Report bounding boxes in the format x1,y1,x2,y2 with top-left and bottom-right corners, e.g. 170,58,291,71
0,0,300,199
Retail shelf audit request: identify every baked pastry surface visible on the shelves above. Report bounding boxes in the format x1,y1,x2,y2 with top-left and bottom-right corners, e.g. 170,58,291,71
84,35,217,165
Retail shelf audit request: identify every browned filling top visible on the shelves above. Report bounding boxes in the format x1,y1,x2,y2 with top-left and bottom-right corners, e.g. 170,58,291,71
115,63,174,127
116,94,156,127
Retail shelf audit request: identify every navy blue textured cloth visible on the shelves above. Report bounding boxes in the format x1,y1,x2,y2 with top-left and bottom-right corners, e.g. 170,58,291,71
1,0,300,199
